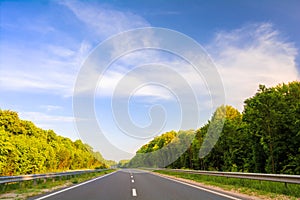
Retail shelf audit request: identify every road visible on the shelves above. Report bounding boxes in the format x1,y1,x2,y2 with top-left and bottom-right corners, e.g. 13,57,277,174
31,169,243,200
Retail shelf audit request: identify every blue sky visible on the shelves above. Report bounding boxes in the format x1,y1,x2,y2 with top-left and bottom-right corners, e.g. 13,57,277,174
1,0,299,161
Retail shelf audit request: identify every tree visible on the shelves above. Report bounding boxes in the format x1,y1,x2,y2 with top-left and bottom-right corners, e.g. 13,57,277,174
243,81,300,174
0,109,109,175
128,81,299,175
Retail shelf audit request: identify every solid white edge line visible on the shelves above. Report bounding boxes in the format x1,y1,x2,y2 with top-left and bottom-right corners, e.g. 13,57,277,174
154,174,241,200
34,171,118,200
132,188,137,196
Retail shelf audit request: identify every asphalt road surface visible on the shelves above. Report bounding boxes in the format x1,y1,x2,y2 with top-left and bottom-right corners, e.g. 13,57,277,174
31,169,244,200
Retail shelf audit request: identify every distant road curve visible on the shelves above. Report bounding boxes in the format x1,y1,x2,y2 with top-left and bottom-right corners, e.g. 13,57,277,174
31,169,244,200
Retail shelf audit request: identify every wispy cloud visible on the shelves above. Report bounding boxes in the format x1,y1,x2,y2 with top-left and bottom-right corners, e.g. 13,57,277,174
18,111,79,140
60,1,150,38
0,1,150,97
20,111,74,123
206,23,299,110
1,1,298,113
92,50,209,102
94,22,299,116
39,105,63,112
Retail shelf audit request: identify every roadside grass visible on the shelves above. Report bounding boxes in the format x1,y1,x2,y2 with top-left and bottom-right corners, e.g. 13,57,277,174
0,169,115,199
154,170,300,199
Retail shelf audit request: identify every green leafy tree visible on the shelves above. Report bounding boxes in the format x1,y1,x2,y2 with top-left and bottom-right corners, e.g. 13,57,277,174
243,81,300,174
0,109,109,175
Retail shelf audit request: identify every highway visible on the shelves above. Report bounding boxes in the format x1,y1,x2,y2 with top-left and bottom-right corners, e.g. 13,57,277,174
31,169,243,200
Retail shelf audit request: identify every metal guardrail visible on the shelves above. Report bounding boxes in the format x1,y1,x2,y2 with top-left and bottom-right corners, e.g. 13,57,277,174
0,169,109,185
2,168,299,185
151,168,300,184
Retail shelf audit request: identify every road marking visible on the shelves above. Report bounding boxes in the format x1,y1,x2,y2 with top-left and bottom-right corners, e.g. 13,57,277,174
155,174,241,200
34,171,118,200
132,188,137,196
131,179,134,183
130,175,133,178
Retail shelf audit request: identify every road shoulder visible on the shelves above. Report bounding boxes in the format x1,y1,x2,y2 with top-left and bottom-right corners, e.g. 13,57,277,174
150,171,287,200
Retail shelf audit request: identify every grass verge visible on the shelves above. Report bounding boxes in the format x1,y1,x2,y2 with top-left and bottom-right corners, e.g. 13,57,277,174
0,169,115,200
154,170,300,199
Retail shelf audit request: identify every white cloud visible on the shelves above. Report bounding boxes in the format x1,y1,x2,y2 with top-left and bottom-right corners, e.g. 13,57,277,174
39,105,63,112
94,53,209,101
20,111,74,123
93,22,299,114
60,1,150,38
1,1,298,115
18,111,80,140
207,23,299,110
0,65,75,97
0,2,151,97
47,45,76,58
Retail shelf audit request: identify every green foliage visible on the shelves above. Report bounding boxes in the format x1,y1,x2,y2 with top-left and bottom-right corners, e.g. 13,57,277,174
137,131,177,153
129,81,300,175
169,105,246,172
117,159,130,168
128,130,195,168
243,81,300,174
0,110,108,175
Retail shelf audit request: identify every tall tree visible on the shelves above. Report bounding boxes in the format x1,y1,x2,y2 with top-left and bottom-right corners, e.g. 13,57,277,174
243,81,300,174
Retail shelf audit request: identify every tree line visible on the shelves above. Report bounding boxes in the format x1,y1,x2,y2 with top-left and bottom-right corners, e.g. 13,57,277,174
126,81,300,175
0,110,115,176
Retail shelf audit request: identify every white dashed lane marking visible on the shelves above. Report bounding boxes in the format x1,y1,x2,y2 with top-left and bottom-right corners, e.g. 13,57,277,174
130,174,136,196
132,188,137,196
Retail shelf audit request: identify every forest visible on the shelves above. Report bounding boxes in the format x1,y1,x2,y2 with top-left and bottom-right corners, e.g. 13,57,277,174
0,110,115,176
126,81,300,175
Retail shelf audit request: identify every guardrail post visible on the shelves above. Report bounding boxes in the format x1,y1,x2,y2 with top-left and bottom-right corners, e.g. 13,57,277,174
19,181,23,189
